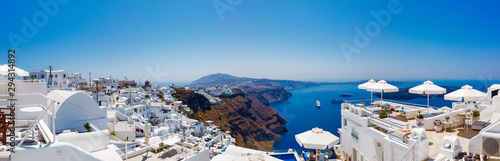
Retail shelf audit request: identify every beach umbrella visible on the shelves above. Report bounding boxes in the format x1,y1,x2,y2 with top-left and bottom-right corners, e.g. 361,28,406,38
296,127,339,160
143,120,151,158
145,122,149,145
358,79,377,105
409,80,446,113
366,80,399,104
0,64,30,76
444,85,487,102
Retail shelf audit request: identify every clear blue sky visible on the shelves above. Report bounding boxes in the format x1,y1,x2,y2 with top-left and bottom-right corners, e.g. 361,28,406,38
1,0,499,83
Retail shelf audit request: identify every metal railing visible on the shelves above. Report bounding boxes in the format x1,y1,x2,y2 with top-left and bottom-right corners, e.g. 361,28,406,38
400,141,418,161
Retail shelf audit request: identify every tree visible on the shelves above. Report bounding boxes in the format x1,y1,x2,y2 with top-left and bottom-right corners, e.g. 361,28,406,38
84,122,91,132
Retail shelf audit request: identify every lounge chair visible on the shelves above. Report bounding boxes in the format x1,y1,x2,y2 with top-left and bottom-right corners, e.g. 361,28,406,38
472,113,500,131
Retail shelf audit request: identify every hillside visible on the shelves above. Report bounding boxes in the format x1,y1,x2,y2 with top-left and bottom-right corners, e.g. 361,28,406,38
171,87,288,150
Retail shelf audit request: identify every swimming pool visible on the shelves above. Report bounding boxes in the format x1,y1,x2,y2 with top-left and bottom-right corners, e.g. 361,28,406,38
270,153,298,161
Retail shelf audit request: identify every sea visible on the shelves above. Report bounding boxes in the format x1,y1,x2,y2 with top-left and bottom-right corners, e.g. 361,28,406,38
270,80,500,151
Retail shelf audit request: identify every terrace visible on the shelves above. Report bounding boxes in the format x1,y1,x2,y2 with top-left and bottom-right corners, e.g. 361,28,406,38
342,99,481,159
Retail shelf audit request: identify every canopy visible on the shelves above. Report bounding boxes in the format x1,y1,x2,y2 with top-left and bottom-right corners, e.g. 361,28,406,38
359,79,377,105
0,64,30,76
295,127,339,150
366,80,399,103
444,85,487,102
409,80,446,113
358,79,377,89
490,84,500,90
409,80,446,95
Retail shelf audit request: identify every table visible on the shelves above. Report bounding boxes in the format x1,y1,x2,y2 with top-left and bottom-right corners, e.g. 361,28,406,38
20,106,44,140
394,129,411,137
443,121,453,132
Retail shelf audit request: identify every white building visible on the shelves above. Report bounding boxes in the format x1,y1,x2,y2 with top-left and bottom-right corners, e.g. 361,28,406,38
27,69,87,89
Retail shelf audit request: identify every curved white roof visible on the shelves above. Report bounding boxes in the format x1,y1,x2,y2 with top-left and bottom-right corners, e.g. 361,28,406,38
47,90,107,132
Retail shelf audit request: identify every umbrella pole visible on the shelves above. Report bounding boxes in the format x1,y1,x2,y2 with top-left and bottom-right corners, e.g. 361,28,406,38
381,92,383,104
370,91,373,107
427,94,430,114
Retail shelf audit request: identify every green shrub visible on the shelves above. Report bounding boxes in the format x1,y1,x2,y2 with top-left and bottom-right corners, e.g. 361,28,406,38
379,110,388,119
472,110,480,117
416,110,424,119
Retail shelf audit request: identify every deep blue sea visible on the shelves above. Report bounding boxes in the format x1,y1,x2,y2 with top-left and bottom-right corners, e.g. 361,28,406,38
270,80,500,151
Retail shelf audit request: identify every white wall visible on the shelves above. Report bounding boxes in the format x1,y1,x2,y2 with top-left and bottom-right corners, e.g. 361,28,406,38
13,142,105,161
184,148,210,161
57,130,110,152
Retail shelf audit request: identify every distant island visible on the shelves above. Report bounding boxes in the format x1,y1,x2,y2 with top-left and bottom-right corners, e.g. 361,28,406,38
187,73,418,90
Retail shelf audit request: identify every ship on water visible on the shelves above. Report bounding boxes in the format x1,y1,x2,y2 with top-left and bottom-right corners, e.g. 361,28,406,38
316,100,321,107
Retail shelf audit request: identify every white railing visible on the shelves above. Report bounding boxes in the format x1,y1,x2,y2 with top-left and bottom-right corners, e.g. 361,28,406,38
18,101,55,146
400,141,418,161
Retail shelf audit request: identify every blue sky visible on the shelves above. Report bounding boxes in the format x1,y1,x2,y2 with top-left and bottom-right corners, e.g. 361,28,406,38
1,0,499,83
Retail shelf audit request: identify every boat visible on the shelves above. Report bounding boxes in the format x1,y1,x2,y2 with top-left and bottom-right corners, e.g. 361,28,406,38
331,98,345,104
316,100,321,107
340,93,352,97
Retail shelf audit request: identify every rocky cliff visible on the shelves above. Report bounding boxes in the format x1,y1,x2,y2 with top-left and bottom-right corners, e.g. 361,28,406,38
239,83,292,105
172,87,288,151
172,87,212,113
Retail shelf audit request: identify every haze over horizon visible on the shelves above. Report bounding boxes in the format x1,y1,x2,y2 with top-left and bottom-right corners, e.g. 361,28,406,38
2,1,499,83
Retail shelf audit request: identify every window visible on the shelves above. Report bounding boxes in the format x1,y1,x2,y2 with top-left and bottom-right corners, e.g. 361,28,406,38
351,127,358,141
41,75,44,79
63,74,66,78
54,81,58,85
55,74,58,78
343,118,347,128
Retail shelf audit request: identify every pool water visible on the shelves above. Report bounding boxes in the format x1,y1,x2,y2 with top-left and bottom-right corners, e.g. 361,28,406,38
270,153,298,161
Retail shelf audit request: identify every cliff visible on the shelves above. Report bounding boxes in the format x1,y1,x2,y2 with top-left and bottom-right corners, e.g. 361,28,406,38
239,83,292,105
172,88,288,151
172,87,212,113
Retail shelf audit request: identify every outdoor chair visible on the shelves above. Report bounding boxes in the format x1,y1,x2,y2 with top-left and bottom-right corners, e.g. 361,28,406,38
434,120,443,132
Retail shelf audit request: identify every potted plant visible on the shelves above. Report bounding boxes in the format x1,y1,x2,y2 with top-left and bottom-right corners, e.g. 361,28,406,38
416,110,425,123
472,110,480,122
445,116,450,122
84,122,92,132
379,110,388,119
